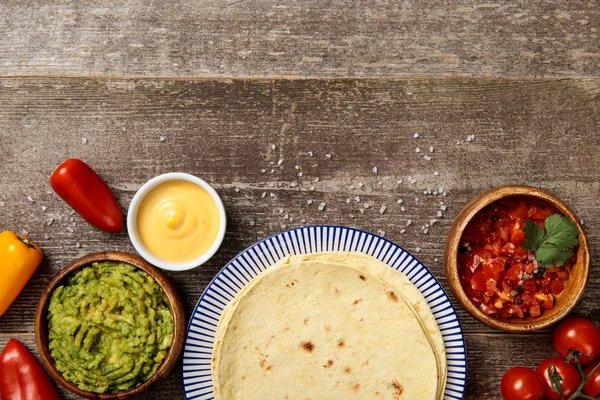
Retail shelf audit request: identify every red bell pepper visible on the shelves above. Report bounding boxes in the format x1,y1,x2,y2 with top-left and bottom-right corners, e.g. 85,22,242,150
50,158,123,232
0,339,62,400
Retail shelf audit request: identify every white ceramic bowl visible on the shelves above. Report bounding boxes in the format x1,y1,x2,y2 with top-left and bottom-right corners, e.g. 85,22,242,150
127,173,227,271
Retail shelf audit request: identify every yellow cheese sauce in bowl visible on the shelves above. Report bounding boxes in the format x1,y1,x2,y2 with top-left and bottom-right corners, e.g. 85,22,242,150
128,173,226,271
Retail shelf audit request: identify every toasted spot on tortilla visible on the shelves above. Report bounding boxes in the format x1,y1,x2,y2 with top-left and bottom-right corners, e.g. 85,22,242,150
391,379,404,399
353,383,361,392
359,275,366,281
353,298,363,305
324,359,334,368
300,341,315,353
344,367,352,374
286,279,299,288
387,291,399,303
337,340,346,348
304,319,310,325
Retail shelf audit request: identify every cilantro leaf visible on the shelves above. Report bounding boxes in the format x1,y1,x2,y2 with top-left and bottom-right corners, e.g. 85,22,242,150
523,220,544,251
523,213,580,267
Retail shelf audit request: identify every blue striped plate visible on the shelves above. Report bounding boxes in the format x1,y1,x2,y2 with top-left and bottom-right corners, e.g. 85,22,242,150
182,225,467,400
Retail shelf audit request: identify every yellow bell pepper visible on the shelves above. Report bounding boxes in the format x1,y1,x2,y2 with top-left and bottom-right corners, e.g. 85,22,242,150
0,231,43,317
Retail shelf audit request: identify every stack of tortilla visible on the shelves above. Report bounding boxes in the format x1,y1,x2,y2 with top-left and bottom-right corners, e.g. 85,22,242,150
212,252,447,399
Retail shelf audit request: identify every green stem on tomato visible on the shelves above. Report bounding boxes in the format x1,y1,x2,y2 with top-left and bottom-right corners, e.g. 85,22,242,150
566,352,600,400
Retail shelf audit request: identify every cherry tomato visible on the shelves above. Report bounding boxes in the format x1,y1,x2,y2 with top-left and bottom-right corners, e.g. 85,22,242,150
500,367,545,400
50,158,123,232
583,360,600,396
554,317,600,365
536,357,581,400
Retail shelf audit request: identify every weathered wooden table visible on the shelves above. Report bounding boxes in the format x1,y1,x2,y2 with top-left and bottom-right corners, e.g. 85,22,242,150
0,1,599,399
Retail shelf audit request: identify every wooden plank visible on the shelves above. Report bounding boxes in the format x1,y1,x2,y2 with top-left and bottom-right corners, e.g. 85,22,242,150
0,332,557,400
0,1,598,78
0,77,599,335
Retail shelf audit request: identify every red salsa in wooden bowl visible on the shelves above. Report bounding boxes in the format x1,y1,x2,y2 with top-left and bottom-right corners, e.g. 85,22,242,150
458,199,579,319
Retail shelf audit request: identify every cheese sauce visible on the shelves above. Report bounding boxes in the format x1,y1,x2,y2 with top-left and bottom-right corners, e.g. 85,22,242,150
137,180,220,262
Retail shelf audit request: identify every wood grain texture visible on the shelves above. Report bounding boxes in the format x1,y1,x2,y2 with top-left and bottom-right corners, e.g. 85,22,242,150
0,0,599,78
0,77,599,399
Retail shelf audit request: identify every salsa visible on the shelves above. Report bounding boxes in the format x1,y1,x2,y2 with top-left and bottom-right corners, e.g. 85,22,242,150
47,261,174,393
459,199,576,319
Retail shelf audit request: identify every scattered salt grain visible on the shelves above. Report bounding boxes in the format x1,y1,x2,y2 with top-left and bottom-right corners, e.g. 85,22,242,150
354,196,360,202
66,227,74,233
298,172,303,177
400,229,406,234
295,165,300,170
47,218,54,226
349,185,355,189
396,199,403,204
249,220,256,226
377,230,386,237
349,214,355,219
434,258,439,263
0,201,4,207
82,137,88,145
261,169,266,173
400,206,406,212
346,198,351,204
441,205,448,211
310,186,315,191
437,211,443,217
423,155,431,161
423,190,428,195
364,203,370,209
20,230,28,236
359,209,365,214
581,219,585,226
271,169,275,173
372,167,378,174
397,179,403,184
271,144,276,150
433,171,439,176
318,202,326,211
313,177,319,182
290,182,298,187
467,134,475,142
415,247,421,253
277,159,284,166
279,208,284,213
438,186,444,193
422,228,429,235
429,146,434,153
325,154,332,159
406,219,412,226
433,191,438,196
283,214,289,220
75,242,81,248
407,176,416,184
308,151,314,157
378,181,383,186
307,199,313,205
159,136,166,142
415,147,421,153
269,193,275,197
261,192,267,198
234,188,240,192
358,182,364,188
26,196,34,203
43,234,50,240
379,205,387,214
414,133,420,138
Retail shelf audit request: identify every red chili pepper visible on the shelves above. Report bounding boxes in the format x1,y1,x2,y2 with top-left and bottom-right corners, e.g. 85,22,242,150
0,339,62,400
50,158,123,232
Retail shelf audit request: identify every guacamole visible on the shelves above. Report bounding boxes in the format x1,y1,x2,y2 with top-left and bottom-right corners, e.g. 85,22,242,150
47,261,174,393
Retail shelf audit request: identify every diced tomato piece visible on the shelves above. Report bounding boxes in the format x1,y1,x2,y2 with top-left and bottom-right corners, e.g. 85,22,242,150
530,304,541,317
483,263,500,280
465,253,481,274
513,246,527,258
485,279,497,297
499,226,510,242
510,228,525,246
557,269,570,280
470,272,487,291
510,202,528,220
533,207,547,220
510,304,525,318
550,279,564,295
543,208,556,219
505,266,521,281
471,247,494,262
524,262,535,274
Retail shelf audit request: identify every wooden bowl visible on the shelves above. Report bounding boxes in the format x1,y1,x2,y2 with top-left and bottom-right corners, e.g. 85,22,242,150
444,185,590,332
35,252,186,399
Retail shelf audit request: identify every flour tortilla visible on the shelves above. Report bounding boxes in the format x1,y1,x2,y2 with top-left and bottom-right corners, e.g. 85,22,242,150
212,253,446,399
